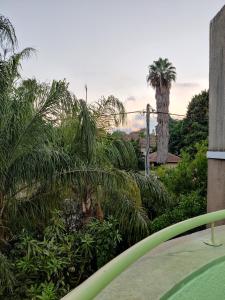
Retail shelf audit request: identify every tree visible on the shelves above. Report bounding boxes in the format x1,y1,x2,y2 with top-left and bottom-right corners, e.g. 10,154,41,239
0,13,171,298
169,90,208,156
91,95,126,130
152,142,207,232
57,98,168,243
0,75,71,241
147,58,176,164
0,14,17,56
130,139,145,170
0,16,169,247
0,50,167,245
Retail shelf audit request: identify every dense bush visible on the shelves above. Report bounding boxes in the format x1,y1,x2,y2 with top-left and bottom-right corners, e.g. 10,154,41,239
150,191,206,232
151,142,207,232
1,212,121,299
169,90,208,156
157,141,207,196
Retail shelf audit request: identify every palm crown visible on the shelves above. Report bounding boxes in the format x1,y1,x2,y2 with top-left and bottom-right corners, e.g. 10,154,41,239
147,58,176,89
0,14,17,55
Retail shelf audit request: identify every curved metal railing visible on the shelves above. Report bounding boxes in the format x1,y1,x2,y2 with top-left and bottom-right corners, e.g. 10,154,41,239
62,210,225,300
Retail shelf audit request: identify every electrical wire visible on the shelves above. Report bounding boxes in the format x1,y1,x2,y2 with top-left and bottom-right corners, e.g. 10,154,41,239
100,109,185,118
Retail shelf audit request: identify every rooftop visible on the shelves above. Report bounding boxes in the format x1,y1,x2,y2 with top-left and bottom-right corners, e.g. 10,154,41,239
149,152,181,163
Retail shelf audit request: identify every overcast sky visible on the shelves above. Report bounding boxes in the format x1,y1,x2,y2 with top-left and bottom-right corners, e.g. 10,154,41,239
2,0,225,131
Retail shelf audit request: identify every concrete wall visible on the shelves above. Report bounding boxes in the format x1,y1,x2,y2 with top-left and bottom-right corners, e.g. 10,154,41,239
207,5,225,216
209,5,225,150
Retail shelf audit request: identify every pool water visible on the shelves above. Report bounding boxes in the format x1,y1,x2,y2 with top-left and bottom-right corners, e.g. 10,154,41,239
163,257,225,300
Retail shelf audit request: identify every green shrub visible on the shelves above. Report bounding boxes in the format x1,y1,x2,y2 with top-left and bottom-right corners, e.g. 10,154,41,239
156,141,207,197
2,212,121,299
150,191,206,233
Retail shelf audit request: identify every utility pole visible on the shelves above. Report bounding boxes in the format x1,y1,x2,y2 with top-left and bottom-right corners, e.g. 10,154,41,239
145,104,150,176
85,84,87,102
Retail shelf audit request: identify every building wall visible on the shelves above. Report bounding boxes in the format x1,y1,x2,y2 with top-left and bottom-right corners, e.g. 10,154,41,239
207,5,225,218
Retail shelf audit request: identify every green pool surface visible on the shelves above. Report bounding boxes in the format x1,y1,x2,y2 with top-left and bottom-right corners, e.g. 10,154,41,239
164,257,225,300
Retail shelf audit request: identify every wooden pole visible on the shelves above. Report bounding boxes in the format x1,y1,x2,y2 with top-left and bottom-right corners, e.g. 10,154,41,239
85,84,87,103
145,104,150,176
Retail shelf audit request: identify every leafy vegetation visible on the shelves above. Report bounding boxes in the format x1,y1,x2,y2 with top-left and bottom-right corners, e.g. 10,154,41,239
0,13,210,300
1,212,121,299
0,14,170,299
149,90,209,232
169,90,208,156
151,142,207,232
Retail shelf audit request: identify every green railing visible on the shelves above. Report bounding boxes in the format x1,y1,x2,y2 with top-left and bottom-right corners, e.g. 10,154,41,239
61,210,225,300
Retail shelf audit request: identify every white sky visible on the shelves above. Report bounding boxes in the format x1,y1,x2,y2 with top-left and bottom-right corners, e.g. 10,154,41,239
2,0,224,131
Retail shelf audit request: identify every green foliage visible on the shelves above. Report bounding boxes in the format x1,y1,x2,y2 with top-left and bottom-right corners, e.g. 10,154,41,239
152,142,207,232
158,142,207,196
0,253,15,296
85,217,122,268
147,58,176,88
3,212,121,299
0,48,166,245
57,99,167,244
169,90,208,156
130,139,145,170
27,283,57,300
0,14,170,299
0,14,17,53
92,95,126,129
147,90,208,236
0,76,72,238
106,137,138,170
150,191,206,233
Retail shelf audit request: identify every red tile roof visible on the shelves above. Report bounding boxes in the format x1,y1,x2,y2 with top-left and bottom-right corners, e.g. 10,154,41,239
149,152,181,163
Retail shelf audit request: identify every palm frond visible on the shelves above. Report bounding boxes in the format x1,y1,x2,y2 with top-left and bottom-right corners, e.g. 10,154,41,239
92,95,126,129
130,172,169,216
0,252,15,292
147,57,176,89
105,138,137,170
0,15,17,52
0,48,35,93
102,176,149,243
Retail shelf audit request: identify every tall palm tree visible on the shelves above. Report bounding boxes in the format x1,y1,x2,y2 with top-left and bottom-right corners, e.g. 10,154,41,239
147,58,176,164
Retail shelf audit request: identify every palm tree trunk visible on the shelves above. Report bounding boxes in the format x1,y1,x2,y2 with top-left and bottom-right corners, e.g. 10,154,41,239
96,200,104,221
155,86,170,164
0,192,6,242
82,187,92,224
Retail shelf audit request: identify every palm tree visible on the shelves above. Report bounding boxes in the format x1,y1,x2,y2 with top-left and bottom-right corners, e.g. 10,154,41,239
0,43,75,238
89,95,126,134
147,58,176,164
0,77,72,240
0,14,17,55
0,36,168,244
58,97,168,243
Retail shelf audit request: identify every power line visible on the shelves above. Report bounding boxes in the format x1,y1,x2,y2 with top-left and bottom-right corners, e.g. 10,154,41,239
100,109,145,117
101,109,185,118
152,111,185,117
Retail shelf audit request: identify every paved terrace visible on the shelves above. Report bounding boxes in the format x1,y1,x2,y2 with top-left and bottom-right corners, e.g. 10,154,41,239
95,225,225,300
